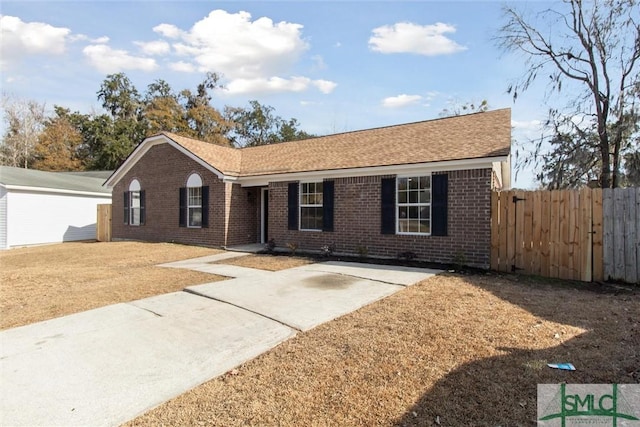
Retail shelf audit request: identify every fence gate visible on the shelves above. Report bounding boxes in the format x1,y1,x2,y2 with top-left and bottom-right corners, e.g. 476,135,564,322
96,204,112,242
491,189,603,282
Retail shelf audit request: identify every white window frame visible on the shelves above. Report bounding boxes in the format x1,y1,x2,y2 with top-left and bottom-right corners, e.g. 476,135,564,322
129,179,141,226
299,181,323,231
396,174,432,235
187,173,202,228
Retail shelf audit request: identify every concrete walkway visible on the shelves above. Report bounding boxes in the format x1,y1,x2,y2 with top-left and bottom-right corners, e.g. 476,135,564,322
1,253,440,427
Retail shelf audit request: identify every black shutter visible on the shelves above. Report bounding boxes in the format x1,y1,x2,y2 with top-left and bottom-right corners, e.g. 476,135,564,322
201,186,209,228
287,182,298,230
381,178,396,234
432,174,448,236
123,191,130,225
139,190,146,225
322,180,334,232
179,187,187,227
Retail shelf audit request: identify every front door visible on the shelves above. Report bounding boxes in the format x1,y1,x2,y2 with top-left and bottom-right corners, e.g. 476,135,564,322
261,188,269,243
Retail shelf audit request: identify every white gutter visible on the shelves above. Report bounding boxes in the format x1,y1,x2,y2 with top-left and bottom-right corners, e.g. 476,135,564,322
0,184,111,198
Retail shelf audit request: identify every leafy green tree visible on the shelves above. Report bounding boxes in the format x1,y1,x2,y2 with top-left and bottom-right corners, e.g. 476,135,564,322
179,72,231,145
144,79,188,136
225,100,314,147
32,107,83,171
497,0,640,188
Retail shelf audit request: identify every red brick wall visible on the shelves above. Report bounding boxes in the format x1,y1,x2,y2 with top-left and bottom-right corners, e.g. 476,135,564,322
225,183,259,246
112,143,232,247
268,169,492,268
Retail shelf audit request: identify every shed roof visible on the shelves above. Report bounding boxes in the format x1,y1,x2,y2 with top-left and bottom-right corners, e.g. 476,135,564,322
0,166,112,195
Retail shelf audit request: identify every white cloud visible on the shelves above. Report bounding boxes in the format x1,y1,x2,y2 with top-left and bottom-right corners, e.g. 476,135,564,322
156,10,309,80
382,94,423,108
223,76,337,95
83,44,158,73
512,119,542,131
0,15,71,69
312,79,337,94
134,40,171,55
169,61,196,73
153,23,183,39
369,22,466,56
71,34,109,44
148,10,338,96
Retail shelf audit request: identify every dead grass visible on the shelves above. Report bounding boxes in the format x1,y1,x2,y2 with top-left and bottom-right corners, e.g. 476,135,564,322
127,273,639,426
0,241,225,329
3,243,637,425
213,254,314,271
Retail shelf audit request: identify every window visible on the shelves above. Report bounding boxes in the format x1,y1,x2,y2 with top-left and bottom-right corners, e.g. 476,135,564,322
186,174,202,228
397,175,431,234
300,182,323,230
188,186,202,227
125,179,144,226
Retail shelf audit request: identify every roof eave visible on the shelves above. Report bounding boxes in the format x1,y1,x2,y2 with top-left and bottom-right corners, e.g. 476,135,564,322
235,154,509,187
104,134,226,188
3,184,112,197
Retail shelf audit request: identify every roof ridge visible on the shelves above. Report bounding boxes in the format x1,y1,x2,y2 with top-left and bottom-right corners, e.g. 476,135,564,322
239,107,511,152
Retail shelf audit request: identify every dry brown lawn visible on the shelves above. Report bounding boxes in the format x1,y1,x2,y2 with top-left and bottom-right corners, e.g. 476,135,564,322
0,241,225,329
213,254,314,271
2,243,637,425
127,272,639,426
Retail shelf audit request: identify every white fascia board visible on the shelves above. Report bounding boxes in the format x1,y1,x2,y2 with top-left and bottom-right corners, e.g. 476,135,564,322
3,185,112,198
237,156,507,187
104,135,225,188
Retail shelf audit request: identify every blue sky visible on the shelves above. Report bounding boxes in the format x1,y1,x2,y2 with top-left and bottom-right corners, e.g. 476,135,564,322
1,1,554,187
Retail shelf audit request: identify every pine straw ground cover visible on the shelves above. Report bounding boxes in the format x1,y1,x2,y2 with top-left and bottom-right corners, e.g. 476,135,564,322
0,241,225,330
212,254,314,271
128,271,639,426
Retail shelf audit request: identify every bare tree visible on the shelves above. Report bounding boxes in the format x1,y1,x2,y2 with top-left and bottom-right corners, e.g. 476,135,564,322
497,0,640,188
1,95,46,168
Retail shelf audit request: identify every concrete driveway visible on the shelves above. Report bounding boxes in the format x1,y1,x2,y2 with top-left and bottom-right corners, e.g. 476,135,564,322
0,253,439,427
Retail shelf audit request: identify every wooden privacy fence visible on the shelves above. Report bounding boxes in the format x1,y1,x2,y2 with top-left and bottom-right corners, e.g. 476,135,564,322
491,187,639,284
96,204,112,242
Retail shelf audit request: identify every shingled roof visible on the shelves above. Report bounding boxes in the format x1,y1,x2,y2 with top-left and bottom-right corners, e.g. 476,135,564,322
1,166,112,195
107,108,510,188
160,108,510,178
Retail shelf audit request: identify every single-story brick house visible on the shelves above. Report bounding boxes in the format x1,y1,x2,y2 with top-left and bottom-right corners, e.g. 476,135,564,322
105,108,511,267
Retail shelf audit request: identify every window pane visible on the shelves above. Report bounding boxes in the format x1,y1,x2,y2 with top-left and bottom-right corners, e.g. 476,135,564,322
409,190,418,203
420,220,431,233
419,189,430,203
397,178,408,191
189,207,202,227
131,207,140,226
408,219,420,233
301,207,322,230
409,177,419,190
398,206,408,219
130,191,140,208
420,206,431,220
420,176,430,189
398,191,407,203
409,206,419,219
188,187,201,206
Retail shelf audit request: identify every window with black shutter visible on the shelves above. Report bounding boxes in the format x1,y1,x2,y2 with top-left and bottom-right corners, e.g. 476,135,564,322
322,180,334,232
287,182,298,230
381,178,396,234
431,174,448,236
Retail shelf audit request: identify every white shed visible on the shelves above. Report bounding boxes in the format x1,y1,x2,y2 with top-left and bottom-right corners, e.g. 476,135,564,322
0,167,112,249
